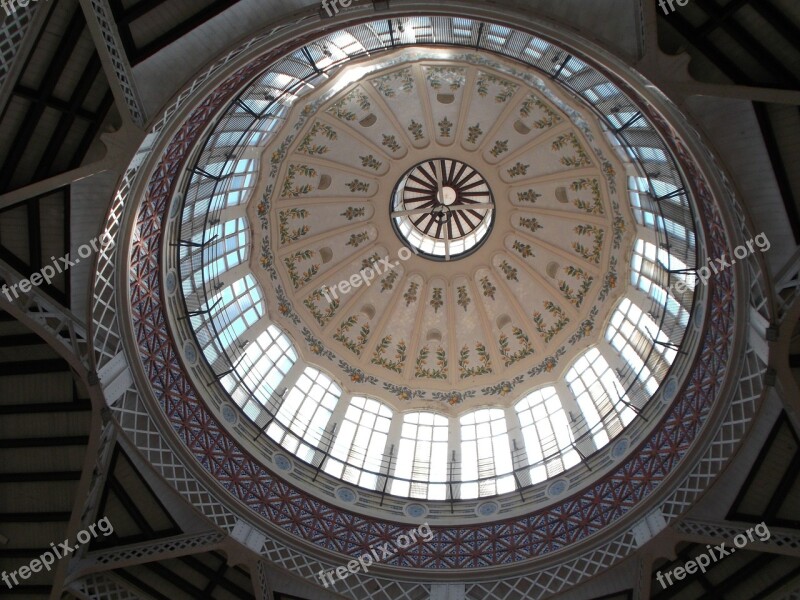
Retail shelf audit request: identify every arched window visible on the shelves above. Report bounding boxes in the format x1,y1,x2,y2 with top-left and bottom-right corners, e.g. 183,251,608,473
628,177,696,248
267,367,341,462
515,387,580,484
606,297,676,391
199,275,264,365
215,159,258,207
565,347,635,449
223,325,297,422
324,397,393,490
391,412,448,500
631,239,691,327
200,218,248,285
460,408,514,498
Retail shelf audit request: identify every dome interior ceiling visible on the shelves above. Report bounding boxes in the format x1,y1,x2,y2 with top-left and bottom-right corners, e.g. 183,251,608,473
249,52,634,410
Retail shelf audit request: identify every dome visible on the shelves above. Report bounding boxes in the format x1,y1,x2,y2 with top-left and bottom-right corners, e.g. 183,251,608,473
6,0,795,597
101,7,755,589
175,44,697,503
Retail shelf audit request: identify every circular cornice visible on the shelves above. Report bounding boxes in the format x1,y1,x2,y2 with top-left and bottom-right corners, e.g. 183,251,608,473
91,5,767,588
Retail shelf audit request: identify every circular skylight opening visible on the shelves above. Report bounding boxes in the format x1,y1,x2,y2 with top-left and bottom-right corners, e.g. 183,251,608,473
391,159,495,261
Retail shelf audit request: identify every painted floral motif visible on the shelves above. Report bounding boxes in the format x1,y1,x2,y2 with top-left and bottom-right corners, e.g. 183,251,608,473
302,327,336,361
519,94,562,129
498,327,535,366
382,383,422,401
601,159,617,193
283,249,318,289
361,253,381,270
438,117,453,138
490,140,509,157
568,306,599,345
431,390,475,405
346,231,370,248
552,132,592,168
338,361,379,385
382,134,401,153
326,88,371,121
507,162,529,178
612,216,626,249
480,276,496,300
269,139,291,177
517,189,541,204
499,260,518,281
456,286,471,311
527,347,566,377
371,68,414,97
297,121,337,155
466,123,483,144
513,240,534,258
573,224,604,264
381,270,399,292
371,335,407,374
408,120,424,141
476,72,518,103
333,315,371,356
532,301,571,343
303,289,339,327
425,66,466,91
280,164,316,198
482,375,525,397
256,188,271,220
571,178,605,215
598,256,618,302
341,206,366,221
518,216,543,233
430,288,443,313
559,265,594,308
403,281,419,306
278,208,310,245
346,179,370,193
260,233,276,279
360,154,383,171
459,343,493,378
414,345,448,380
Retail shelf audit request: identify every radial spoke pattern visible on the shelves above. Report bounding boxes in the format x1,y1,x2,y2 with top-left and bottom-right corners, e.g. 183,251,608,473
391,159,494,261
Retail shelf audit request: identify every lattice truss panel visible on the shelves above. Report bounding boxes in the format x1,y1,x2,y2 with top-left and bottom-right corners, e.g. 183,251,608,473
88,13,771,599
259,537,431,600
74,420,117,555
0,259,91,370
91,532,227,566
85,0,145,126
72,572,151,600
0,2,38,91
676,519,800,556
110,389,239,531
255,560,271,600
661,346,765,521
